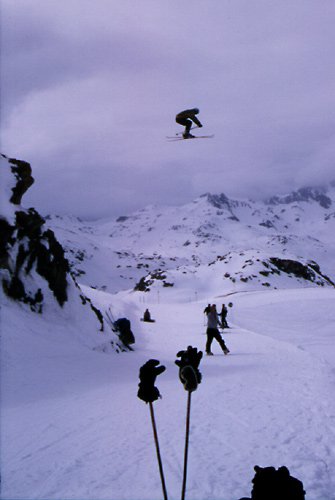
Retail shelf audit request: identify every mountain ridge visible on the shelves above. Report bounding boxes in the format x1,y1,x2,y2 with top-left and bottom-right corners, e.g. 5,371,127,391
45,183,335,297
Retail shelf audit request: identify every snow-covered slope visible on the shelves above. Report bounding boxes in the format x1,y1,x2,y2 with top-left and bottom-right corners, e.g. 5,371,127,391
2,154,335,500
2,285,335,499
46,185,335,295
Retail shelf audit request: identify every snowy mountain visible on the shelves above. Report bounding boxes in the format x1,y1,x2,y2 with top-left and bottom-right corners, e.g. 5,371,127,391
2,155,335,500
46,183,335,297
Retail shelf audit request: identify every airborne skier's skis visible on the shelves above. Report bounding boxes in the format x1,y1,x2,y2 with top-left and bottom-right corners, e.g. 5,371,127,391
175,125,200,136
166,135,214,142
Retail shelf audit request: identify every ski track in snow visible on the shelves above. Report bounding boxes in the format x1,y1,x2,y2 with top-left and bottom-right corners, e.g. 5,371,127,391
2,288,335,500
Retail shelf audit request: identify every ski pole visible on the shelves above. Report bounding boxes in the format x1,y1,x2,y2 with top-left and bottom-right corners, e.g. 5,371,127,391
149,401,169,500
137,359,168,500
175,346,203,500
181,391,192,500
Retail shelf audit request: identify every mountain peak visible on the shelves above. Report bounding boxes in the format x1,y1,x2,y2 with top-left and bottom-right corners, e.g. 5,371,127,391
266,186,332,209
203,192,231,209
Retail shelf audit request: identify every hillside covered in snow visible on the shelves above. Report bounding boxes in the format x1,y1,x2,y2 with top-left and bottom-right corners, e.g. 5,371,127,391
46,179,335,297
1,154,335,500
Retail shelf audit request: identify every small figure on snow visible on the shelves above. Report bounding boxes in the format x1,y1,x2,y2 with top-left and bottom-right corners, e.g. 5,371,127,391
205,304,230,355
113,317,135,347
176,108,203,139
219,303,229,328
143,308,155,322
203,303,211,316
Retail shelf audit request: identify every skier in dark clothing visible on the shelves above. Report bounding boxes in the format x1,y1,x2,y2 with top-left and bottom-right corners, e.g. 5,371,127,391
205,304,230,355
220,303,229,328
114,318,135,346
203,304,211,315
176,108,203,139
143,308,155,322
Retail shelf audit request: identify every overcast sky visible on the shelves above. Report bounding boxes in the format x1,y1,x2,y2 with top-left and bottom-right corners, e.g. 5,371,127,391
1,0,335,219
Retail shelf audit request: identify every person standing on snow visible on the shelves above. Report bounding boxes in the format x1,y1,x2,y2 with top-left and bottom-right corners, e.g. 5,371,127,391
203,304,211,315
175,108,203,139
220,303,229,328
205,304,230,356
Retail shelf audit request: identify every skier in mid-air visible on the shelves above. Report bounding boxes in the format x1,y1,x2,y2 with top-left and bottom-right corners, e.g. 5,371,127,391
175,108,203,139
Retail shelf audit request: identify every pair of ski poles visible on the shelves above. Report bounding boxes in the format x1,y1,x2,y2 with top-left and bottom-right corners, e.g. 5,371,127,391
148,390,192,500
138,347,202,500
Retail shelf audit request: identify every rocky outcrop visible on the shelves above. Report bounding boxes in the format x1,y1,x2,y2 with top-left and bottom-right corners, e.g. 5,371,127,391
134,270,174,292
0,154,127,352
269,257,335,287
2,209,70,308
267,187,332,209
2,154,35,204
1,155,69,310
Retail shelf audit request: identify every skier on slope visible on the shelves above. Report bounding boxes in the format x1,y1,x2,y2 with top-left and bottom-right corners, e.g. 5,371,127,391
203,303,211,316
219,303,229,328
175,108,203,139
205,304,230,356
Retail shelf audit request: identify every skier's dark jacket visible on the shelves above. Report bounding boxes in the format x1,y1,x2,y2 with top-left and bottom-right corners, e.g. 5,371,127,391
114,318,135,345
175,108,202,127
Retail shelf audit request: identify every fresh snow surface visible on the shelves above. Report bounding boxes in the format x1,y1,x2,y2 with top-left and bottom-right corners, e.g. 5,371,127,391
2,285,335,500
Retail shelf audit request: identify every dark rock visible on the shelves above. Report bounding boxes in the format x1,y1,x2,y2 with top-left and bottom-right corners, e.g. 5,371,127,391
1,156,70,309
0,218,15,270
134,276,151,292
7,156,35,205
269,257,335,286
267,186,332,209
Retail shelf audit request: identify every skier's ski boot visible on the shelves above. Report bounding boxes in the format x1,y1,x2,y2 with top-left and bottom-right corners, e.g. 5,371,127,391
224,349,230,355
206,351,214,356
183,132,195,139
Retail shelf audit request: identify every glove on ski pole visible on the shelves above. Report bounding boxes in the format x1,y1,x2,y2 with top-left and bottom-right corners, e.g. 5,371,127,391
175,346,203,392
137,359,166,403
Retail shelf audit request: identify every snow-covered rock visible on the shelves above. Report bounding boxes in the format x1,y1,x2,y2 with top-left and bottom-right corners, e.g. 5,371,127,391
0,154,122,350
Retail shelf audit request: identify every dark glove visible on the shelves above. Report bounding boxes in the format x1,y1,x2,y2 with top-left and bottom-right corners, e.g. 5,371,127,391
175,346,203,392
137,359,166,403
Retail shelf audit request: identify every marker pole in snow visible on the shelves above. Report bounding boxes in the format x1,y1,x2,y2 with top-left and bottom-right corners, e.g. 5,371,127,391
137,359,168,500
175,346,203,500
181,391,192,500
149,401,168,500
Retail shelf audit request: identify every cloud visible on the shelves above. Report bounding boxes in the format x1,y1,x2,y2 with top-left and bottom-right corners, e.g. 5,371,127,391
2,0,335,218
